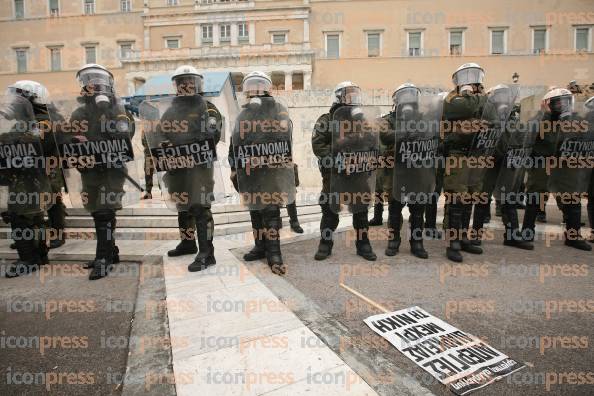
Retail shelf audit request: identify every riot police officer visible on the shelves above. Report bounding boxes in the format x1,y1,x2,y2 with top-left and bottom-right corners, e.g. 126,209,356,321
442,63,488,262
312,81,378,261
380,84,442,258
150,65,223,271
2,82,52,277
537,88,592,251
229,71,295,275
66,64,138,280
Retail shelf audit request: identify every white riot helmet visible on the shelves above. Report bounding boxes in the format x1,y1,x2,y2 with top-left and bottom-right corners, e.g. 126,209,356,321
334,81,362,105
392,83,420,119
7,80,50,105
242,71,272,98
487,84,514,119
542,88,574,118
77,64,115,108
452,63,485,95
171,65,204,95
585,96,594,110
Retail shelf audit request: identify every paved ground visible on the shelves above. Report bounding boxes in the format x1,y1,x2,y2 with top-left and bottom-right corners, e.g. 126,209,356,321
0,261,140,396
238,212,594,396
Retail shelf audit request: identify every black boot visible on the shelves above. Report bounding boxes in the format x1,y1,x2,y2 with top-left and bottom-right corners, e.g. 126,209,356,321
563,204,592,251
495,200,502,216
471,202,489,247
286,203,303,233
424,198,442,239
168,212,198,257
385,200,402,256
522,201,539,243
409,205,428,259
369,200,384,226
244,210,267,261
263,207,286,275
47,198,66,249
188,209,216,272
354,212,376,261
501,204,533,250
446,204,463,262
315,204,339,261
460,204,483,254
5,215,46,278
89,210,116,280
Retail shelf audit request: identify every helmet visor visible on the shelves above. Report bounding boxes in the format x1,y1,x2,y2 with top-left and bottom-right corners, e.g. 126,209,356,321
549,95,574,115
243,76,272,96
453,68,485,86
77,68,113,88
173,75,204,95
393,87,419,106
337,86,362,105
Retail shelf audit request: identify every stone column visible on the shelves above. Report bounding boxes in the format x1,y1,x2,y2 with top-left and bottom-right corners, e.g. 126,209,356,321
249,22,256,45
213,23,220,47
231,23,239,46
303,71,312,90
303,19,310,42
284,72,293,91
195,25,202,47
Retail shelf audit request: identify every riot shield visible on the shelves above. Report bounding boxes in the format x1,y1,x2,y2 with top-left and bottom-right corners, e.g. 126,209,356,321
392,94,443,205
139,95,225,212
51,98,143,211
231,96,295,210
547,101,594,195
466,85,520,188
0,95,52,216
492,95,540,204
330,105,381,214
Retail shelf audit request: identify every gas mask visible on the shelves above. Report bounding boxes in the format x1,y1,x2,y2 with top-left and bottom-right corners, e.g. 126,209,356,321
549,96,573,120
351,105,365,121
77,68,115,110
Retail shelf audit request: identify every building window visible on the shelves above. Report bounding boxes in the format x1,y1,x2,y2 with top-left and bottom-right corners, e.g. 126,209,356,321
408,31,422,56
85,46,97,64
120,0,131,12
449,30,463,55
272,33,287,45
167,0,179,5
16,49,27,73
202,25,213,44
491,29,506,54
532,28,547,54
575,27,591,52
84,0,95,15
238,22,249,43
50,48,61,71
220,24,231,43
49,0,60,16
15,0,24,19
166,38,180,49
120,43,133,59
325,33,340,59
367,32,381,57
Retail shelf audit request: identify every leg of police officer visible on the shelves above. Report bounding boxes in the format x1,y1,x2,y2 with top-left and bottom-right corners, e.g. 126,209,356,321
500,197,534,250
385,199,403,256
409,203,428,259
47,195,66,249
353,210,376,261
315,175,340,261
522,166,548,243
425,167,444,239
88,209,116,280
168,211,197,257
562,202,591,251
261,204,286,275
188,205,216,271
142,144,154,199
286,202,303,233
471,165,497,246
244,210,267,261
5,213,48,278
